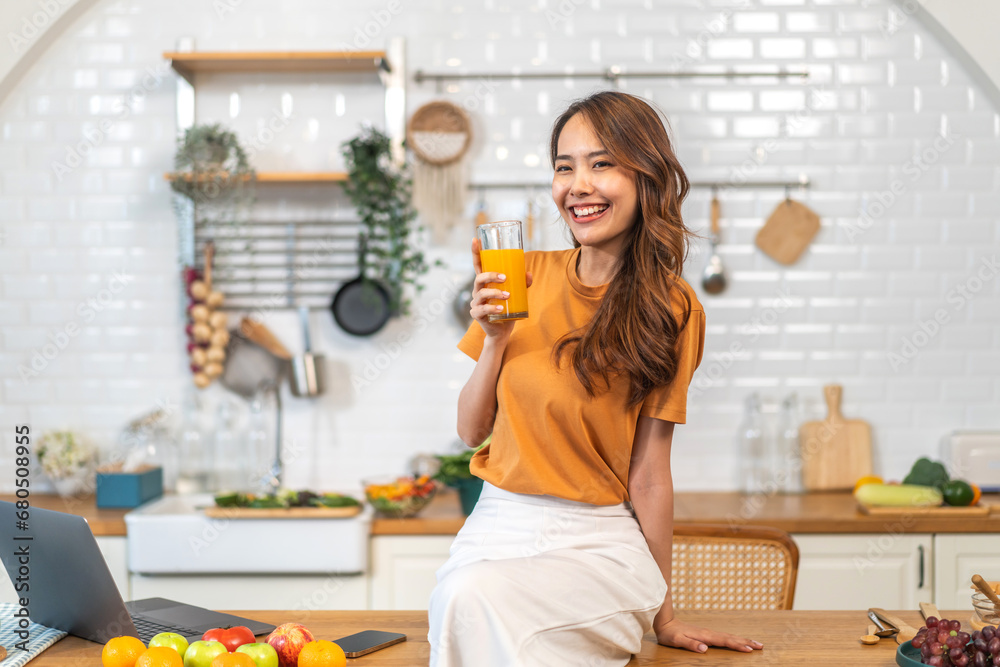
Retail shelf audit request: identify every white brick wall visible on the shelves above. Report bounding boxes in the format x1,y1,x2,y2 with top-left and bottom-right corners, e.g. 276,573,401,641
0,0,997,493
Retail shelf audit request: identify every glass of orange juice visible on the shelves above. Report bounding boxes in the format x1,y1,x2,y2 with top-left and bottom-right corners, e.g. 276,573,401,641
477,220,528,322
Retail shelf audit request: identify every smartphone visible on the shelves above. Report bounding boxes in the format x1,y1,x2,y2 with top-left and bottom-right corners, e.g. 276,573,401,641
333,630,406,658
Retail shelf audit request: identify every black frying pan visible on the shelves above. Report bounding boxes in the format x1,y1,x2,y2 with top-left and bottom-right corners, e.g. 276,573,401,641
330,271,392,336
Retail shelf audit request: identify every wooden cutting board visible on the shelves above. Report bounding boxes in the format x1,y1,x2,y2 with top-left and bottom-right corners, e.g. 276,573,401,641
755,198,821,265
204,505,362,519
800,385,873,491
858,503,989,517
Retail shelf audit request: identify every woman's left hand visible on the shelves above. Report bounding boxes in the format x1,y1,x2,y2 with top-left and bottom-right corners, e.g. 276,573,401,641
655,618,763,653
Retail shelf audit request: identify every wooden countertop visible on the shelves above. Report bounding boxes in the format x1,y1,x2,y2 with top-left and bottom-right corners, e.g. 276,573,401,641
31,609,956,666
13,489,1000,538
0,493,129,536
373,487,1000,535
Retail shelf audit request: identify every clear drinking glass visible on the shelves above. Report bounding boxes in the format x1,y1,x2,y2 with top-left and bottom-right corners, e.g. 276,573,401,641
477,220,529,322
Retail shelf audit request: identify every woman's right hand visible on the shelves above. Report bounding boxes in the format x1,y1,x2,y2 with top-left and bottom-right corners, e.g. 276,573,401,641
469,238,532,341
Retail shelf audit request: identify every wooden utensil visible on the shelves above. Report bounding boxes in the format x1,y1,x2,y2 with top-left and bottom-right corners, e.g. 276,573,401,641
0,646,7,661
869,608,918,645
755,197,821,265
920,601,940,621
701,196,727,295
800,385,873,491
859,624,879,645
973,574,1000,612
239,317,292,360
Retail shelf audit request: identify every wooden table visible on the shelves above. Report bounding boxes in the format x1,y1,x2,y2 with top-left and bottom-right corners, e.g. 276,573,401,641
32,609,955,666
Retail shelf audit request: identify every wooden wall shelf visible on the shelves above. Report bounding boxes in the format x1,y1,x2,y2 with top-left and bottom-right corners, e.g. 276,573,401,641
163,50,389,81
165,171,349,184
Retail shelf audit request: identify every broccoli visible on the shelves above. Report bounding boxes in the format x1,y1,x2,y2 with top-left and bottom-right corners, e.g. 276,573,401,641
902,457,949,490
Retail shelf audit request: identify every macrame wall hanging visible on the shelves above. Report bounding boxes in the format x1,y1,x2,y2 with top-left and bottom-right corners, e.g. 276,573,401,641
407,101,473,243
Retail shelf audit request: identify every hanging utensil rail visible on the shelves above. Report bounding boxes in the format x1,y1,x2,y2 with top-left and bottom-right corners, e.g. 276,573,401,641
467,177,811,191
193,217,367,311
415,67,809,85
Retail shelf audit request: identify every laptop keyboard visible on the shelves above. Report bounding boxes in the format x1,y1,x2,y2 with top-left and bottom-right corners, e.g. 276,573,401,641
131,615,202,643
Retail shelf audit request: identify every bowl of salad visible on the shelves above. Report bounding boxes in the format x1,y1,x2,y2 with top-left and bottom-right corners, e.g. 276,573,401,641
363,475,437,518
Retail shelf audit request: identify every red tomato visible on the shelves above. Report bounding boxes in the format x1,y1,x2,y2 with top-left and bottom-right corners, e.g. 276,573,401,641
203,626,257,652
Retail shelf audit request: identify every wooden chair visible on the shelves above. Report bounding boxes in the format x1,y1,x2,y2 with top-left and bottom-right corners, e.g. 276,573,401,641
670,523,800,611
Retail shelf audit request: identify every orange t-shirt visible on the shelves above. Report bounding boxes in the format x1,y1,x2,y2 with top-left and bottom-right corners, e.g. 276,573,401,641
457,247,706,505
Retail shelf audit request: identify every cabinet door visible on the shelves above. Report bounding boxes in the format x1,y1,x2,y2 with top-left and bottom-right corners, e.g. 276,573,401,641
791,534,932,610
933,534,1000,609
130,574,369,610
369,536,454,610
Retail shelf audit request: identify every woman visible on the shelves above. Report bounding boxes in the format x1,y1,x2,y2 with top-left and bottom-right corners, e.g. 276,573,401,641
428,91,762,665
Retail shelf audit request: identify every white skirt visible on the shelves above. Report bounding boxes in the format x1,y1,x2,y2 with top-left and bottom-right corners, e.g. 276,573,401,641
427,482,667,667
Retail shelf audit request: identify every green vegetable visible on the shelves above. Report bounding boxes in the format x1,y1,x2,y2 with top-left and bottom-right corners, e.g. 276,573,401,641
902,457,950,490
855,483,943,507
434,438,489,487
213,492,244,507
310,494,361,508
941,479,975,506
247,495,285,508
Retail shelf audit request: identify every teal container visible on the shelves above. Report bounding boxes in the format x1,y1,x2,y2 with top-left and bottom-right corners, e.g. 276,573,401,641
96,466,163,508
452,477,484,516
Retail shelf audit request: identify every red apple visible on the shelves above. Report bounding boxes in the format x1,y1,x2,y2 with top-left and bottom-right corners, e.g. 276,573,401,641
265,624,314,667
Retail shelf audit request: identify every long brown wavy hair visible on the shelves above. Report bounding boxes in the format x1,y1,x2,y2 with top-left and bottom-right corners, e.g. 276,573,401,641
550,91,694,406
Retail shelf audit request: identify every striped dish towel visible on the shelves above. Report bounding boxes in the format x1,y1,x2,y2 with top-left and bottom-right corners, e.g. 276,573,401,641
0,603,68,667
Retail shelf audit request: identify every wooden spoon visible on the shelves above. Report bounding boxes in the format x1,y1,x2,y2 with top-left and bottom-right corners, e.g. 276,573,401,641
870,608,919,645
973,574,1000,612
239,317,292,360
860,624,880,645
701,196,727,295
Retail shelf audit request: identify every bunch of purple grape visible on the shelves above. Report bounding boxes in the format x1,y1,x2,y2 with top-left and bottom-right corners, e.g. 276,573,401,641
912,615,999,667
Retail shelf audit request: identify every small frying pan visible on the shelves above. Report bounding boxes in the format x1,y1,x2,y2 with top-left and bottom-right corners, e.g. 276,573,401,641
330,243,392,336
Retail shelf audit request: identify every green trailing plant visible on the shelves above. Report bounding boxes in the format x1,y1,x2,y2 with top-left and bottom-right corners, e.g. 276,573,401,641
342,127,428,315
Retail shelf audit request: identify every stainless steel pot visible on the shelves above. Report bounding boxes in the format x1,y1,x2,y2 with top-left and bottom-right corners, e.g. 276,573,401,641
290,306,325,397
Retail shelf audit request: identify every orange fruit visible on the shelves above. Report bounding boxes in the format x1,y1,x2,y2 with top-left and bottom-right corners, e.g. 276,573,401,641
210,653,257,667
102,637,148,667
136,647,184,667
297,640,346,667
970,483,982,506
853,475,883,493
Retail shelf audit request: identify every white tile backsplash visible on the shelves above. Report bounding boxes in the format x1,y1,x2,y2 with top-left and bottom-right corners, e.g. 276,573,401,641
0,0,997,493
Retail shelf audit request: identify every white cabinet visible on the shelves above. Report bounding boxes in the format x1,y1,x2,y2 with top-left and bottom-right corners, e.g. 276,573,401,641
933,534,1000,609
130,574,369,610
98,536,130,600
791,534,932,610
369,536,454,610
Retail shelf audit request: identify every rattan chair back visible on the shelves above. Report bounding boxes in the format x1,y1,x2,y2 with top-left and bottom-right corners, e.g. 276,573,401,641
671,523,799,610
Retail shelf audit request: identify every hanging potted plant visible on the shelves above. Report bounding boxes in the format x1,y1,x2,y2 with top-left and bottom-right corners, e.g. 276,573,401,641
341,127,429,315
169,123,256,210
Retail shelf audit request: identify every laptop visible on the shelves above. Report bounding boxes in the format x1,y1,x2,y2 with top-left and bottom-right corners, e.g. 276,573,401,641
0,501,275,644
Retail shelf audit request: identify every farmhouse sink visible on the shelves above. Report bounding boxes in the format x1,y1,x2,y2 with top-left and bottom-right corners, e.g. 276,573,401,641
125,494,372,574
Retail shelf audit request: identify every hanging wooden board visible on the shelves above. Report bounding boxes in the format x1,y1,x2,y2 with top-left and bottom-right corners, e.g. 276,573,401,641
800,385,873,491
755,198,821,265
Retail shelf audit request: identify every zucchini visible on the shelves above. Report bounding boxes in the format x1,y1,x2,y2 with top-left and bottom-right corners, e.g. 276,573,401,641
854,483,943,507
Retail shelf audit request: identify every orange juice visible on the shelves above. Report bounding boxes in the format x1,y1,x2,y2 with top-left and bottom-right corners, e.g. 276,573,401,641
480,248,528,321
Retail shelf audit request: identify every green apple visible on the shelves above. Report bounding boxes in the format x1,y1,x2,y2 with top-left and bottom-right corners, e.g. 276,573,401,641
235,643,279,667
183,640,228,667
150,633,190,658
